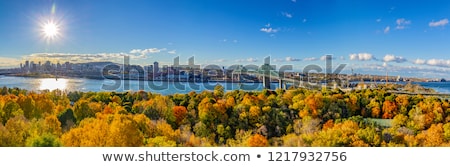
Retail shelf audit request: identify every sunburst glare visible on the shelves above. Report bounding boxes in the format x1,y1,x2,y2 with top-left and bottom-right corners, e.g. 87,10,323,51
41,20,61,42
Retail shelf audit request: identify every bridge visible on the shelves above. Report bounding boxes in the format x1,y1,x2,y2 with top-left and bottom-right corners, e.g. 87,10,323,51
387,90,450,99
230,64,324,90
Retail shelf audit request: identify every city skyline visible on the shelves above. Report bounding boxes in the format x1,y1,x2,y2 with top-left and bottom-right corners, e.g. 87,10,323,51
1,0,450,79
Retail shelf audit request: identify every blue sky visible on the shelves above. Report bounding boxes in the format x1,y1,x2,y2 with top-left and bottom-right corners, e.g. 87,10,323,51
1,0,450,79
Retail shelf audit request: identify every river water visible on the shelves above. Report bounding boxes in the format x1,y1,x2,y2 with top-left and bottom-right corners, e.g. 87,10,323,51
1,75,449,95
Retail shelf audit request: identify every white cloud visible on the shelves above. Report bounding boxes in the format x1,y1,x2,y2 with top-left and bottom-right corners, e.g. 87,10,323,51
383,54,407,63
260,23,280,34
353,63,450,78
0,57,22,68
129,49,141,54
260,27,279,33
320,55,334,61
426,59,450,67
236,58,258,63
376,18,382,22
246,58,258,62
396,18,411,30
285,56,301,62
412,58,450,68
429,18,449,27
213,59,226,63
233,39,238,43
303,57,318,61
339,56,346,60
168,50,176,54
25,52,140,63
282,12,293,18
273,58,284,62
349,53,374,61
384,26,390,34
143,48,166,54
302,19,307,23
21,48,172,64
130,48,166,55
291,0,296,2
413,59,426,65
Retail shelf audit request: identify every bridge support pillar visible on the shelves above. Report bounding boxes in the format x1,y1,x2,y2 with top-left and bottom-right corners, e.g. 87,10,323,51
263,75,271,89
279,79,284,89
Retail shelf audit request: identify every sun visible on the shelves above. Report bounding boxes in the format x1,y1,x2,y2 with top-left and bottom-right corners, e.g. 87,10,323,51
41,20,60,41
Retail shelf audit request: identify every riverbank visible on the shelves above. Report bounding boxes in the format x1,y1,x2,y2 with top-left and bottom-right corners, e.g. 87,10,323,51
4,73,271,84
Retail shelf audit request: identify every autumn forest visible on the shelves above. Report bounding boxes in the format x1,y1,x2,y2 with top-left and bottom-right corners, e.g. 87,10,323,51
1,84,450,147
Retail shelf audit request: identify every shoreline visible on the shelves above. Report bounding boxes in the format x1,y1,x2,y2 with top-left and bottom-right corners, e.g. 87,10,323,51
3,73,276,84
2,74,450,95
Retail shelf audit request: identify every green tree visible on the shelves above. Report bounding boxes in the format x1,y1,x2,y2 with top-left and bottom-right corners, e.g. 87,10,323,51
73,99,96,123
1,101,24,125
26,133,62,147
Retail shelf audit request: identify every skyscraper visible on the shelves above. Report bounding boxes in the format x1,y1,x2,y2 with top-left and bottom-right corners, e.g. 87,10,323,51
153,61,159,73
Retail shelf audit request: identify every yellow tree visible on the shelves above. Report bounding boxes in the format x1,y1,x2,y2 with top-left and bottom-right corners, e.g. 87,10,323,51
61,118,109,146
304,93,323,118
44,115,62,136
132,113,155,138
17,94,35,120
248,106,261,125
173,106,188,126
106,114,144,146
3,115,31,146
1,100,24,125
33,94,55,117
247,134,269,147
368,99,381,118
73,99,96,123
395,95,410,115
382,100,397,119
198,97,215,125
416,123,444,146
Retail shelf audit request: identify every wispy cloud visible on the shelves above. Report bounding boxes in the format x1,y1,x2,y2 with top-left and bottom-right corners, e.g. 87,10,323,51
18,47,171,65
260,23,280,34
383,54,407,63
168,50,176,54
376,18,382,22
413,59,426,65
236,58,258,63
282,12,293,18
425,59,450,67
286,56,301,62
396,18,411,30
273,58,284,62
413,58,450,68
320,55,335,61
303,57,318,61
291,0,296,2
213,59,227,63
26,52,141,63
384,26,390,34
349,53,375,61
0,57,22,68
302,19,307,23
130,48,166,55
260,27,279,33
429,18,449,27
354,63,450,78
